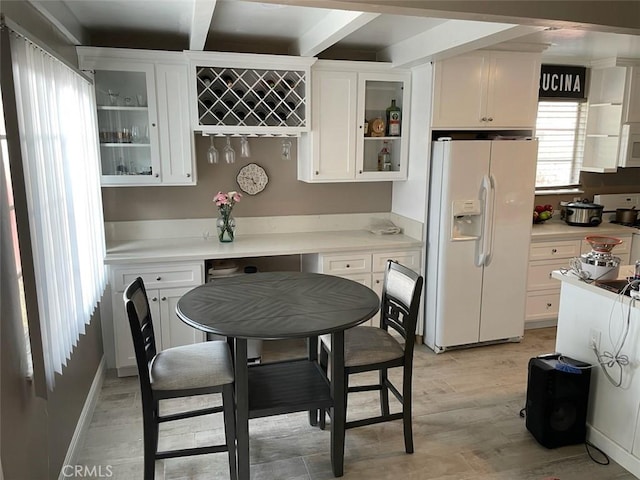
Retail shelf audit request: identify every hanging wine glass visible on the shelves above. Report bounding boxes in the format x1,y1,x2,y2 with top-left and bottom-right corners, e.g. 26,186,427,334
223,136,236,164
240,136,251,158
281,138,292,161
206,136,219,164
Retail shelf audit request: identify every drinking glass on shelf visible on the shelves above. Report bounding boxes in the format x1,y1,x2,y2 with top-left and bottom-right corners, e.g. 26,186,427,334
223,136,236,164
131,125,140,143
107,90,119,106
136,94,146,107
207,136,219,164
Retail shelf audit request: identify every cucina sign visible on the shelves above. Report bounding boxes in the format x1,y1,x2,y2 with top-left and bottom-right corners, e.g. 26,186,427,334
539,65,587,99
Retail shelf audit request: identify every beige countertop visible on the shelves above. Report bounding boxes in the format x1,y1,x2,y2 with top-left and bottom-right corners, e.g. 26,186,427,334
104,230,423,265
531,218,637,241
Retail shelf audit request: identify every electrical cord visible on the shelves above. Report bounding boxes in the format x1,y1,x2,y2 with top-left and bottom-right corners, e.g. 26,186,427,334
590,281,635,388
585,441,610,465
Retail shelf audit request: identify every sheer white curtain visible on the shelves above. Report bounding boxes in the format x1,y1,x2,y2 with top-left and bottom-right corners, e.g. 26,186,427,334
9,31,106,390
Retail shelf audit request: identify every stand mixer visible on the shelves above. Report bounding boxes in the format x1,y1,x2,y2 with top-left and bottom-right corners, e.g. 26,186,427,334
580,236,622,281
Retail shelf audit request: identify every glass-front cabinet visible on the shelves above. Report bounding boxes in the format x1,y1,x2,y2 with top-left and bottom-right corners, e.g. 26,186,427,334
356,73,409,180
94,65,161,184
298,61,410,183
77,47,195,187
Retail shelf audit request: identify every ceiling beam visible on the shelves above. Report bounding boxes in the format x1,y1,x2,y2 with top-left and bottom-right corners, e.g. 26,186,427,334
189,0,217,51
378,21,546,68
292,10,379,57
27,0,86,45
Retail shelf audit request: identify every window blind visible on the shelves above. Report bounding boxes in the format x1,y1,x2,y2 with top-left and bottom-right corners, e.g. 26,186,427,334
535,101,587,188
9,30,106,390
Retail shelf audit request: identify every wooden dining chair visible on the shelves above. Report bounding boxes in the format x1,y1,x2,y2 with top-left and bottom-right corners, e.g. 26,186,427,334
124,277,237,480
318,260,423,453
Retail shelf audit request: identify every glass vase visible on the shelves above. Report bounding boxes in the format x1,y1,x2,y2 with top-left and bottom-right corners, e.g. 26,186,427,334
216,213,236,242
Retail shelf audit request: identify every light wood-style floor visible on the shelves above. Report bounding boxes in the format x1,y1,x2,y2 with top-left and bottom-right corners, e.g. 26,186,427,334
76,328,635,479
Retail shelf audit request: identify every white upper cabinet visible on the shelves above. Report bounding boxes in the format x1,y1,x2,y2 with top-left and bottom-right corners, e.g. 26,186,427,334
622,67,640,123
432,51,541,129
581,64,640,172
298,61,410,183
185,51,315,136
77,47,196,186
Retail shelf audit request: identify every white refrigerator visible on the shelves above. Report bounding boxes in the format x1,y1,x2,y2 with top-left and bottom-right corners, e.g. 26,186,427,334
425,138,537,352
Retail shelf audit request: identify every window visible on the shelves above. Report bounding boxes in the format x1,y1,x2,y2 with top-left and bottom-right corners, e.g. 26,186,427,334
535,100,588,189
9,29,107,390
1,82,33,379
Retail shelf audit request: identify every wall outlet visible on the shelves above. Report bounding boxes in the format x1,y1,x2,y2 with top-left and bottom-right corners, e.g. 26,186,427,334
588,328,601,350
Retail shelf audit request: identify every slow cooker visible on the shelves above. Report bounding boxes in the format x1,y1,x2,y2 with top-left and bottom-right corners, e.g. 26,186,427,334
564,201,604,226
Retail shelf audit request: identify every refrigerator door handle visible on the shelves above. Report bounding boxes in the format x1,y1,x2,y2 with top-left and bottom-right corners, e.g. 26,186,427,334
476,175,491,267
477,175,496,267
484,174,496,266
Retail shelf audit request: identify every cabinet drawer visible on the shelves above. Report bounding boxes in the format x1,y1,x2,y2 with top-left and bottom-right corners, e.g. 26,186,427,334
372,250,421,273
336,273,372,289
322,253,371,275
529,240,581,260
112,262,203,292
526,290,561,321
527,259,568,291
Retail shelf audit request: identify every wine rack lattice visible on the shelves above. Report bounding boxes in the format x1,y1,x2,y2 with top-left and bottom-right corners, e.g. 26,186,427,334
196,66,306,128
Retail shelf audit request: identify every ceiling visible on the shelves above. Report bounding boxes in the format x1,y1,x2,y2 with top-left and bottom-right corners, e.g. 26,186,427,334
28,0,640,67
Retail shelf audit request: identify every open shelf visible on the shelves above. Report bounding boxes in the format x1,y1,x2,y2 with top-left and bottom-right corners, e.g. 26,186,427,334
247,359,332,419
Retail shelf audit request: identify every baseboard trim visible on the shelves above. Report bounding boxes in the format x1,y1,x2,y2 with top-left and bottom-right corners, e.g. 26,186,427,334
587,425,640,478
58,357,106,480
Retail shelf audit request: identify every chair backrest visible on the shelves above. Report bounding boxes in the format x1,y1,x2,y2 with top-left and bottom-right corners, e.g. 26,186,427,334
380,260,424,359
123,277,157,393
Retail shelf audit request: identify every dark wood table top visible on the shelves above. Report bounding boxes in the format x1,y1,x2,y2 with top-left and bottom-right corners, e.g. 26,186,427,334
176,271,380,339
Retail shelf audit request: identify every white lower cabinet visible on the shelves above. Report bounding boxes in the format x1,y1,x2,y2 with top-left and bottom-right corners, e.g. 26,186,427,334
110,262,205,376
301,249,421,327
526,236,631,327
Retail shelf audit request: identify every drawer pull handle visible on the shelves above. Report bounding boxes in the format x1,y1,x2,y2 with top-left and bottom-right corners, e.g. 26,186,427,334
161,296,167,301
548,272,552,278
551,248,557,254
346,264,350,268
546,303,552,308
156,276,161,281
375,280,381,284
151,297,158,302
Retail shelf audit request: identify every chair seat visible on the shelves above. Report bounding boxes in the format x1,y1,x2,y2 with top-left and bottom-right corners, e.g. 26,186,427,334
321,326,404,368
150,341,234,391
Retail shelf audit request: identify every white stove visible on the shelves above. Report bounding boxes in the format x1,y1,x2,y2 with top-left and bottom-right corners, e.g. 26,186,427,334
594,193,640,262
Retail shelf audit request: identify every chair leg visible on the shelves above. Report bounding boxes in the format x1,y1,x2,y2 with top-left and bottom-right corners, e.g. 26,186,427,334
222,384,238,480
402,370,414,454
142,401,158,480
380,369,390,416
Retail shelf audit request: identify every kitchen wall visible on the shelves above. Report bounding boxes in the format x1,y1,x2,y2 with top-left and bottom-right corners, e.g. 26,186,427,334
102,136,393,221
535,169,640,208
0,2,105,478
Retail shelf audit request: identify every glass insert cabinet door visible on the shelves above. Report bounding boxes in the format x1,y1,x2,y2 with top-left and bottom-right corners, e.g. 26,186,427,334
93,64,160,183
357,75,409,179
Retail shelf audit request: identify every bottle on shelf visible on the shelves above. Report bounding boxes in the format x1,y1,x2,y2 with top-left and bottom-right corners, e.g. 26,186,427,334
378,142,391,171
364,119,369,137
222,75,233,87
386,99,401,136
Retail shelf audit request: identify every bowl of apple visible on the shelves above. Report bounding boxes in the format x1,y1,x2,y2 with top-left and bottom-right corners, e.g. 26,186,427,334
533,204,554,224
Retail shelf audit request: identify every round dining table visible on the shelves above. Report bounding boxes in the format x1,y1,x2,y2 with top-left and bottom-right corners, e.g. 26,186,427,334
176,271,380,479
